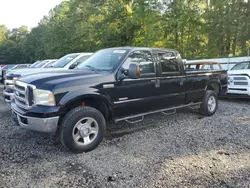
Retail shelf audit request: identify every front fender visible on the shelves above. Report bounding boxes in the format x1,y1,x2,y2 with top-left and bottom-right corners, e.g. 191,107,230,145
58,88,113,108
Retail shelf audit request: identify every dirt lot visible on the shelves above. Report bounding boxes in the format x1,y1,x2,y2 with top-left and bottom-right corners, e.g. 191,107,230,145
0,84,250,188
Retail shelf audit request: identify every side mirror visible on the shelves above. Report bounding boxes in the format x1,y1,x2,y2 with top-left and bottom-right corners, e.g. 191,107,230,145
128,63,140,79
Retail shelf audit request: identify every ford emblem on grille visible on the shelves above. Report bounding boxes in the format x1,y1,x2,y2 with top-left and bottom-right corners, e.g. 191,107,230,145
230,78,233,83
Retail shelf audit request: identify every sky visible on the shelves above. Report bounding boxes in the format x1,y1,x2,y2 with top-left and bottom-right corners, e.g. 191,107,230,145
0,0,63,29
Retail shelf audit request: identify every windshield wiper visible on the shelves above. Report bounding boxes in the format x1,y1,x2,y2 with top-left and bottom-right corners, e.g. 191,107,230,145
84,65,99,73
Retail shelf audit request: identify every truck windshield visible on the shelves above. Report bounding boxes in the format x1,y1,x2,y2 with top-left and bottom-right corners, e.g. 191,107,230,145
77,49,129,71
231,62,250,70
51,54,79,68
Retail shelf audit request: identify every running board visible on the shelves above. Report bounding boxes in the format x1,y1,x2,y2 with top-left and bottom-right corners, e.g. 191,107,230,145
114,102,201,123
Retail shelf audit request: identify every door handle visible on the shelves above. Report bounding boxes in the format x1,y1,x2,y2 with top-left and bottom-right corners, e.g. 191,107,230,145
151,79,160,88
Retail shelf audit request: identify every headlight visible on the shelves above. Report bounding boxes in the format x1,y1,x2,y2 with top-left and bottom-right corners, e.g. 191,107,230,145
34,89,55,106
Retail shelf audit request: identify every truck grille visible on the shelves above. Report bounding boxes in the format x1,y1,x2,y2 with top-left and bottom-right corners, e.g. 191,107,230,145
228,75,249,87
6,76,13,80
14,81,34,110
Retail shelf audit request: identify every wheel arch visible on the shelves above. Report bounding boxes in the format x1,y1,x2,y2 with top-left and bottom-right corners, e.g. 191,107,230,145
206,79,221,95
60,94,113,121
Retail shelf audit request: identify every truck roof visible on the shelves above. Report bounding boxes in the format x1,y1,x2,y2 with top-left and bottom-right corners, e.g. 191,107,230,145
105,46,179,53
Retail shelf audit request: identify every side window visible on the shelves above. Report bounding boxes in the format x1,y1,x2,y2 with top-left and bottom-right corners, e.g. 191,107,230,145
158,52,179,73
213,64,220,70
122,51,154,74
202,64,212,70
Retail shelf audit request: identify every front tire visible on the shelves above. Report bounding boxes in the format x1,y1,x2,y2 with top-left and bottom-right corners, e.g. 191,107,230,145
59,106,106,153
199,90,218,116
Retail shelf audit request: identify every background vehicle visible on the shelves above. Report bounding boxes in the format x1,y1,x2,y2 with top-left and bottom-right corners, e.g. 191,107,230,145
3,53,92,102
227,61,250,97
185,61,222,70
10,47,227,153
1,64,31,83
29,61,42,68
33,59,58,68
12,64,30,69
187,56,250,70
1,64,16,83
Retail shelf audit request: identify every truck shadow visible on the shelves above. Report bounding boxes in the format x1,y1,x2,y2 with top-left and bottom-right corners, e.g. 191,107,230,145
106,108,202,140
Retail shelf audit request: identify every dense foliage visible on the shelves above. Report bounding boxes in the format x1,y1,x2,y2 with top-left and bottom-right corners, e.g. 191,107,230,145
0,0,250,64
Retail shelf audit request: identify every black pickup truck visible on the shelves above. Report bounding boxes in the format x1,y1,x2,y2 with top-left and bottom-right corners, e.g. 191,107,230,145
11,47,227,153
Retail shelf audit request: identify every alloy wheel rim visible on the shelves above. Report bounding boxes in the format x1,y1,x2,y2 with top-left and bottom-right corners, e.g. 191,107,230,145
72,117,99,146
208,95,216,112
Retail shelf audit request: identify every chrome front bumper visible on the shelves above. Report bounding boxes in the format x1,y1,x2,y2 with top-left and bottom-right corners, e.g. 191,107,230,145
12,108,59,133
3,90,14,103
3,79,15,103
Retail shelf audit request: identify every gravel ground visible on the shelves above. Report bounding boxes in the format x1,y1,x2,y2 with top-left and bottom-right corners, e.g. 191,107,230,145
0,84,250,188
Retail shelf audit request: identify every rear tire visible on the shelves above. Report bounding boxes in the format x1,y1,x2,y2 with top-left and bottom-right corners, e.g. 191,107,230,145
199,90,218,116
59,106,106,153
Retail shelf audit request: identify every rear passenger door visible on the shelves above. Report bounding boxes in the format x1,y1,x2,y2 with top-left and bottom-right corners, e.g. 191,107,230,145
154,50,186,107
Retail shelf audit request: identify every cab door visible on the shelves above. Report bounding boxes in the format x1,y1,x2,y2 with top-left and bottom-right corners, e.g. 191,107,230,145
153,50,186,108
109,50,160,118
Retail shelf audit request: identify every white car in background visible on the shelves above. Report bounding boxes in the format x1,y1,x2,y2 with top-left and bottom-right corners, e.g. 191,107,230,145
34,59,58,68
3,53,93,102
227,61,250,97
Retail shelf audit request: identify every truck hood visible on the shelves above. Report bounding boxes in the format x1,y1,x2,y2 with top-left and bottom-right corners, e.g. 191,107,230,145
18,70,104,92
6,68,63,77
228,69,250,76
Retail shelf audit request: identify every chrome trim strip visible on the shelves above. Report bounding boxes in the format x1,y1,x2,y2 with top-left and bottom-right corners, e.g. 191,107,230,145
114,98,142,104
5,85,14,89
4,98,12,103
3,90,14,97
103,84,115,88
114,92,187,104
157,75,186,79
15,99,31,110
15,95,27,103
15,80,27,88
5,80,14,84
14,87,25,95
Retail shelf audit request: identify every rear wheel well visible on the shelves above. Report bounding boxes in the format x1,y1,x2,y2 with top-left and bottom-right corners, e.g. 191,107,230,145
207,82,220,95
65,97,111,121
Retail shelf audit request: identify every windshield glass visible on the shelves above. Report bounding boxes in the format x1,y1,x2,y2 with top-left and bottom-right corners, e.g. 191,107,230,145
51,54,79,68
77,49,129,71
44,61,56,68
7,65,15,70
231,62,250,70
35,61,49,68
30,61,41,68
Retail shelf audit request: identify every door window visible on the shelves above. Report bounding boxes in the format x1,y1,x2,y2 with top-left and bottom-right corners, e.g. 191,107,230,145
157,52,179,73
122,51,155,75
